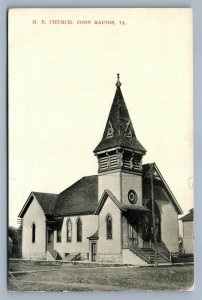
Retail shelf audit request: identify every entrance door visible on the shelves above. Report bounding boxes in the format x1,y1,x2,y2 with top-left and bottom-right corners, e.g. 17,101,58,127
91,242,97,262
47,230,54,251
128,222,138,246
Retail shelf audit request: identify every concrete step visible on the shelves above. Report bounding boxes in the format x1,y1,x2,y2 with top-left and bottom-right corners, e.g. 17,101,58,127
63,252,81,261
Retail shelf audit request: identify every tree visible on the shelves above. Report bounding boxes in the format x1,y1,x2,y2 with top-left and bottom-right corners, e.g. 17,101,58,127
8,226,22,258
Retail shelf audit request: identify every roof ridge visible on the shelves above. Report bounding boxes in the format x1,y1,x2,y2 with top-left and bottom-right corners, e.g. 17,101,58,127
59,175,97,194
32,191,58,195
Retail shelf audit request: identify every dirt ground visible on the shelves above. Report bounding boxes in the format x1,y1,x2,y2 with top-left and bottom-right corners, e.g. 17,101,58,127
8,260,194,292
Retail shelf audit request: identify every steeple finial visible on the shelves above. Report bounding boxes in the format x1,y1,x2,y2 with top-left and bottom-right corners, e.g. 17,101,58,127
116,73,122,87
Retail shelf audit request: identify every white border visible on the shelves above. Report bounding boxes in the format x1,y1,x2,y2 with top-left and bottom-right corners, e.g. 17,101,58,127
1,0,201,299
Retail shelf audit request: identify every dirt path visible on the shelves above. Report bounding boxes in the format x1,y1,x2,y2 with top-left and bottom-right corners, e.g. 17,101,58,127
9,278,134,291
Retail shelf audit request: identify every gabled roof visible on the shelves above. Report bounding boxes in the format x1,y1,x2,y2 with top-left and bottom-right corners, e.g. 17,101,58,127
95,189,149,215
19,164,183,218
18,192,58,218
53,175,98,216
94,82,146,154
179,208,194,221
142,163,183,214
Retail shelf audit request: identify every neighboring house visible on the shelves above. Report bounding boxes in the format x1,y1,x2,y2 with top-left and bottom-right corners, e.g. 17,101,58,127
180,208,194,254
18,75,183,265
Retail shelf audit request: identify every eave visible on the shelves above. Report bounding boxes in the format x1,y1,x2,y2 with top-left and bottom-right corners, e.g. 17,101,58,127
95,189,149,215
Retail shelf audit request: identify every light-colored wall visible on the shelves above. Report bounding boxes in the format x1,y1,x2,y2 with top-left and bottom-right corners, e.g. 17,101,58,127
54,215,98,259
22,197,46,260
98,196,122,263
98,170,143,205
183,221,194,253
98,171,121,201
121,172,142,205
122,215,128,246
156,199,179,252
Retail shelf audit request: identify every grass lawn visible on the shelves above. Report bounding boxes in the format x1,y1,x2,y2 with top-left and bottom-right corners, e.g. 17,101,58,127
8,260,194,292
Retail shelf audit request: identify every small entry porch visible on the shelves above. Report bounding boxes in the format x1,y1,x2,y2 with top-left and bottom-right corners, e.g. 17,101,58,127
46,218,63,260
87,230,99,262
122,200,161,249
122,204,171,264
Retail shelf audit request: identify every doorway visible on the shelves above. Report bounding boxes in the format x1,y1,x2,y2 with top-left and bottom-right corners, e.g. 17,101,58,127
128,222,138,246
91,242,97,262
47,230,54,251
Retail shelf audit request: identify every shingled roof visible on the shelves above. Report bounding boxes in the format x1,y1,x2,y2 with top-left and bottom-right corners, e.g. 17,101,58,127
94,81,146,154
18,192,58,218
32,192,58,215
180,208,194,221
19,167,182,217
53,175,98,216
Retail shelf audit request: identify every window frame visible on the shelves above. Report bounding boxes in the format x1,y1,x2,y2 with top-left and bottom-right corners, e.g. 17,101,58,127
32,222,36,243
66,218,72,242
76,218,82,242
106,214,113,240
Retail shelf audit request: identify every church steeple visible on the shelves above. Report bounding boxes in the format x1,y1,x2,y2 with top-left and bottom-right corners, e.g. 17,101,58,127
94,75,146,173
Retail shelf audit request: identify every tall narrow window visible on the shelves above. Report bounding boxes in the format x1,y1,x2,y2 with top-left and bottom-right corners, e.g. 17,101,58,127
106,214,112,239
32,223,36,243
56,228,61,242
66,219,72,242
77,218,82,242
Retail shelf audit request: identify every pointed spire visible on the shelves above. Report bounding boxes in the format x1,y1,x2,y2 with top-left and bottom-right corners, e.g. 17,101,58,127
116,73,122,87
94,75,146,154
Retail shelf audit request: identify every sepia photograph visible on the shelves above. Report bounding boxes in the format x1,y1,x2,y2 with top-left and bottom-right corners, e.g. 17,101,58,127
8,8,193,291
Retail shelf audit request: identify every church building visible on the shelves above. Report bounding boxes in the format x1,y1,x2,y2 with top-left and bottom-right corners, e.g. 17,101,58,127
18,75,183,265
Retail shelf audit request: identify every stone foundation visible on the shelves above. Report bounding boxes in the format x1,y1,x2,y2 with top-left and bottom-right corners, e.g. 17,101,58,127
98,253,122,263
22,252,46,260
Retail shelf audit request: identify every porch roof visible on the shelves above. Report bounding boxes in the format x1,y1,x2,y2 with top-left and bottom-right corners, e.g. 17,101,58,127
87,230,99,240
179,208,193,222
121,204,150,212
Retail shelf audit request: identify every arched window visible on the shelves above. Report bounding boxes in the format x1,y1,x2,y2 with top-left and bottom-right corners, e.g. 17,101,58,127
66,219,72,242
106,214,112,239
77,218,82,242
32,223,36,243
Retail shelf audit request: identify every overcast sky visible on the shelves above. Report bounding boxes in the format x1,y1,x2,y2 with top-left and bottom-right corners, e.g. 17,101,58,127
9,8,193,227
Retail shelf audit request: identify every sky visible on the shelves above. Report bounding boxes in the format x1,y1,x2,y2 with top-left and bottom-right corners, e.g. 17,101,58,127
9,8,193,227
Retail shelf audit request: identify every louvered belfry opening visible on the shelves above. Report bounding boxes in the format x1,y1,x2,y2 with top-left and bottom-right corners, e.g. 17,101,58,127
97,150,142,173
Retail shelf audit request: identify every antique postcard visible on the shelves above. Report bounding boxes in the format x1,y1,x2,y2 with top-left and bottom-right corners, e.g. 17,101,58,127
8,8,193,291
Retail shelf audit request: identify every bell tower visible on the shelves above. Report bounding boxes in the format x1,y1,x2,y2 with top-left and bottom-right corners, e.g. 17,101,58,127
94,74,146,205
